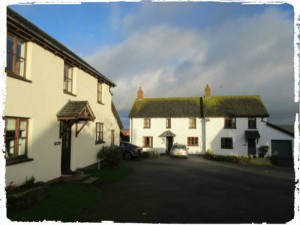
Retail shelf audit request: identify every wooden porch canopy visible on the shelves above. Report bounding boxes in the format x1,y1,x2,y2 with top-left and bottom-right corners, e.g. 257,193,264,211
57,101,96,137
159,130,176,138
245,130,260,143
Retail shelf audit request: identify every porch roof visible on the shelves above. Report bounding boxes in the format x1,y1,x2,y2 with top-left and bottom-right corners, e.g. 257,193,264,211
245,130,260,139
159,130,176,137
57,101,96,121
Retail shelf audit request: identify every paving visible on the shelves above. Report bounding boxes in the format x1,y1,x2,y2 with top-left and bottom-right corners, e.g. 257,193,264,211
72,156,295,223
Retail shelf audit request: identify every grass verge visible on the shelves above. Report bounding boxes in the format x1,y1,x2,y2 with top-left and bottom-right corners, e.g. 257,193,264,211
7,183,101,222
7,164,133,222
86,164,133,184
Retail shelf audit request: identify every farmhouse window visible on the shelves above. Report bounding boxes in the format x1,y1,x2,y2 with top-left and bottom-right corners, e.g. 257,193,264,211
224,118,236,129
187,137,198,146
144,118,151,128
96,123,104,144
221,137,233,149
63,63,73,94
248,118,257,129
5,117,29,159
189,117,196,129
111,130,115,146
143,136,153,148
166,118,171,128
97,82,103,103
7,33,27,78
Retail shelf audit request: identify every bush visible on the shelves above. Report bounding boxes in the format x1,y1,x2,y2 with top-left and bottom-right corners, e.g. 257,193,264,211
203,153,272,166
97,146,123,169
142,151,160,159
258,146,269,158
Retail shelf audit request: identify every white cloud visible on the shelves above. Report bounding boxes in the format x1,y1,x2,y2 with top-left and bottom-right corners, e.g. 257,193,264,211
86,6,297,125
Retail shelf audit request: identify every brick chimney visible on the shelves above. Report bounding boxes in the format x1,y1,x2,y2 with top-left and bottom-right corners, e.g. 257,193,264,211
137,87,144,100
204,84,211,97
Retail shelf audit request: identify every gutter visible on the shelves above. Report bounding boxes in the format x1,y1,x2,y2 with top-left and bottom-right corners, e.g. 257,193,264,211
7,8,116,87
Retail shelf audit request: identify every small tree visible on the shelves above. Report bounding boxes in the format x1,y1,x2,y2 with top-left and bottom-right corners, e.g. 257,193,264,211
97,146,123,169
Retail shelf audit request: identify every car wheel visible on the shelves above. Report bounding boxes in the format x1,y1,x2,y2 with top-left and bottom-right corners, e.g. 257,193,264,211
124,152,133,160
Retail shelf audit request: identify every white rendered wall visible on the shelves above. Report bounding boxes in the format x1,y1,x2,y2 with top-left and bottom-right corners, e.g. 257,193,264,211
5,41,119,185
204,117,293,156
130,117,202,154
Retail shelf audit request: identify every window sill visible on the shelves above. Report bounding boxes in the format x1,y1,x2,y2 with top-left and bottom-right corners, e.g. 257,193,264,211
63,91,77,97
7,72,32,83
6,157,34,166
97,101,104,105
224,128,236,129
95,141,106,145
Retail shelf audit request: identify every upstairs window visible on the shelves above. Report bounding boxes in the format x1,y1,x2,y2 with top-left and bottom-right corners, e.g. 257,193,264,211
7,33,26,78
166,118,171,128
248,118,257,129
5,117,29,159
97,82,103,103
189,117,196,129
144,118,151,128
224,118,236,129
64,63,73,94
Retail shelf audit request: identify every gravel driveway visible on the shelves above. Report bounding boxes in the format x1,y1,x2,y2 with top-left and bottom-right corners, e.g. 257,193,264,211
72,156,295,223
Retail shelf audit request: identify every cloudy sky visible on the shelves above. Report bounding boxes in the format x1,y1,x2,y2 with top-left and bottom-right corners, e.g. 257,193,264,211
8,1,298,128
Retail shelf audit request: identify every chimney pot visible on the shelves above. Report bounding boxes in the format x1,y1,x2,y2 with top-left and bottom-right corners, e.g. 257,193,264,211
205,84,211,97
137,87,144,100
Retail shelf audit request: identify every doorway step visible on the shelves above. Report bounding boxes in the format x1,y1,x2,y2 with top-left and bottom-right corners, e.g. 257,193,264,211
60,171,99,184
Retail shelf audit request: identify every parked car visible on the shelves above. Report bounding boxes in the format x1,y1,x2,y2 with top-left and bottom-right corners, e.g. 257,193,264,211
120,141,143,160
170,143,189,158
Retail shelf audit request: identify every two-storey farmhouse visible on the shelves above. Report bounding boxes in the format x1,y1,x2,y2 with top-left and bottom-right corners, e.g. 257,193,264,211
4,8,122,185
129,86,294,158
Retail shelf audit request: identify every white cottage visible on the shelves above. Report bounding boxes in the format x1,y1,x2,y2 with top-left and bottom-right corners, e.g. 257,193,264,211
129,85,294,158
4,8,122,186
129,88,203,154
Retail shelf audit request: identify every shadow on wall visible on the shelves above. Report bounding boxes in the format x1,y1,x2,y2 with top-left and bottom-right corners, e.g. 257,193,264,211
5,118,116,186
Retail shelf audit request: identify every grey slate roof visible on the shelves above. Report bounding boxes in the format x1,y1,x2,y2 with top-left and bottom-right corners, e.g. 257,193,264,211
129,97,201,118
57,101,95,121
129,95,269,118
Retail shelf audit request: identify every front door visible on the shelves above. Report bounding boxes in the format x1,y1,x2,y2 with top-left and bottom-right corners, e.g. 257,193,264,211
166,136,174,154
248,138,256,156
61,122,72,174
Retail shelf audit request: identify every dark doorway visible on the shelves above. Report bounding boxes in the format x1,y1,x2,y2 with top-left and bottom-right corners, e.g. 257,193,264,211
166,136,174,154
248,138,256,156
61,122,72,174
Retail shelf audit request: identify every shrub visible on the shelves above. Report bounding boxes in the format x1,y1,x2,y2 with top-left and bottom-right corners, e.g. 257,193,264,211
258,146,269,158
203,153,272,166
270,153,279,165
142,151,160,159
97,145,123,169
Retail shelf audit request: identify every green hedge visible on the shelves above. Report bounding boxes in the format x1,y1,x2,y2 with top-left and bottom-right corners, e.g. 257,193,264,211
141,151,160,159
203,152,273,166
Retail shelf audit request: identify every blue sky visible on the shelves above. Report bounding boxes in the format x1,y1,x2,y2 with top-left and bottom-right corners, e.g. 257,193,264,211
8,1,298,128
